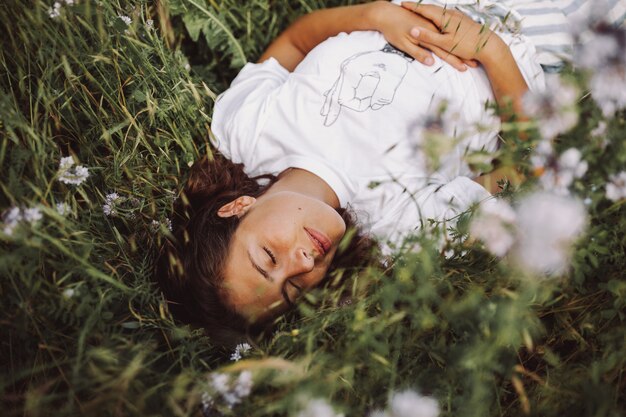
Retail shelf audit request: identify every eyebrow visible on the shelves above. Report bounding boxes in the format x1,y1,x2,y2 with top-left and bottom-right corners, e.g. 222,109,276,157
247,250,272,282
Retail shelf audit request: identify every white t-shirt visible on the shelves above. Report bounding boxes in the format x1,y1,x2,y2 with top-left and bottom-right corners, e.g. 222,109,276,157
211,23,544,253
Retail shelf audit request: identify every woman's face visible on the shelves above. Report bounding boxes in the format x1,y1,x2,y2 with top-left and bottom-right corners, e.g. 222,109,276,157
217,191,347,322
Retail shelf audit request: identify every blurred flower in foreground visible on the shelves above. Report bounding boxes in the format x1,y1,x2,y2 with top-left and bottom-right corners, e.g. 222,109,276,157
56,202,70,216
470,199,517,257
575,24,626,117
47,0,75,19
532,146,588,196
230,342,252,362
370,390,439,417
2,207,22,236
201,371,253,415
296,398,344,417
606,171,626,201
522,77,578,139
57,156,89,186
471,192,587,275
514,192,587,275
118,15,132,26
23,207,43,224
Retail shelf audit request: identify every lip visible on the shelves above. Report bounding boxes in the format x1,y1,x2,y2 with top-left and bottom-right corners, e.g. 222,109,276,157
304,227,331,256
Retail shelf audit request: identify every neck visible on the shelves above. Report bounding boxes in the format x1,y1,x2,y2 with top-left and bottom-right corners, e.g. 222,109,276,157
264,168,340,209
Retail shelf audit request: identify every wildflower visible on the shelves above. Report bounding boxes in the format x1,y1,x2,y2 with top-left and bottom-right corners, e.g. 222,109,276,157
589,66,626,117
103,193,121,217
57,156,89,186
388,390,440,417
2,207,22,236
206,371,253,409
48,0,75,19
522,77,579,139
605,171,626,201
62,288,75,298
48,2,62,18
230,342,252,362
23,207,43,224
574,23,626,116
118,15,132,26
538,148,588,196
56,202,70,216
201,392,214,417
514,192,587,275
296,399,344,417
591,121,607,138
470,199,516,257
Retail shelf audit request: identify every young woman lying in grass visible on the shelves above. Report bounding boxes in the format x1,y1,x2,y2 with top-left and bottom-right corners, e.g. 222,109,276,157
156,0,544,345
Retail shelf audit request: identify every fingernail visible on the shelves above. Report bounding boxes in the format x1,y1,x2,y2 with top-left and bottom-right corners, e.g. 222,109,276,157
425,56,434,65
410,28,420,38
461,64,467,70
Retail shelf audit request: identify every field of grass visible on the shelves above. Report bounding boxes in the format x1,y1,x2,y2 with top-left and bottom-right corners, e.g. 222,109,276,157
1,1,625,416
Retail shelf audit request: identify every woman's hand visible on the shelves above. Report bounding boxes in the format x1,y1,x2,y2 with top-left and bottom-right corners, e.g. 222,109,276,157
399,1,505,64
369,1,478,71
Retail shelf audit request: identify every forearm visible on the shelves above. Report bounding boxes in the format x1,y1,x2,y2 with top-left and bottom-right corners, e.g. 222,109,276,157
258,3,379,71
480,37,529,122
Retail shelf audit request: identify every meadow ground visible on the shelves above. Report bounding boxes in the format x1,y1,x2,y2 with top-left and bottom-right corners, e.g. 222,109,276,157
1,1,625,416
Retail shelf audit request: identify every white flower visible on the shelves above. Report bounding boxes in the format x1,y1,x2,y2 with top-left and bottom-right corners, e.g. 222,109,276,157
539,148,588,196
522,77,579,139
514,192,587,275
369,411,390,417
23,207,43,224
48,2,62,18
230,342,252,362
2,207,22,236
576,33,620,71
118,15,132,26
151,218,173,232
470,199,517,257
591,121,607,138
296,399,344,417
57,156,90,186
606,171,626,201
62,288,75,298
389,390,440,417
233,371,253,399
201,392,214,415
589,66,626,117
103,193,121,216
210,373,231,396
207,371,253,409
56,202,70,216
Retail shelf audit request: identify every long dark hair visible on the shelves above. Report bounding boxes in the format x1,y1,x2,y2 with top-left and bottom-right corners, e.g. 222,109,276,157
155,152,379,346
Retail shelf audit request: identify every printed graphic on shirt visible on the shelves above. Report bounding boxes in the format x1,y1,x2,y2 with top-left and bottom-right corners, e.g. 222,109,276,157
320,44,414,127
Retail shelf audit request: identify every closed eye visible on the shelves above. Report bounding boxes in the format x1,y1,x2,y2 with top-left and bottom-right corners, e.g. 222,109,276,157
263,246,276,264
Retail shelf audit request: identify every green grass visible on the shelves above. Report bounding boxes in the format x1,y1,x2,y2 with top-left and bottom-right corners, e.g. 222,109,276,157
1,1,625,416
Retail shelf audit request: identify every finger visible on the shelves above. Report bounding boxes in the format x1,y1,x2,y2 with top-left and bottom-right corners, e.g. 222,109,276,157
427,44,467,71
402,40,435,66
464,59,479,68
401,2,449,28
410,27,448,49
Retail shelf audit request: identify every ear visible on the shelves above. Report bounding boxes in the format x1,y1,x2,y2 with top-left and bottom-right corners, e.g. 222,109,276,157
217,196,256,218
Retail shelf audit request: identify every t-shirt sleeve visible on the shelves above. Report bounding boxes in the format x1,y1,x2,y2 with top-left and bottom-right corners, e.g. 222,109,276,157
210,57,289,165
499,31,546,93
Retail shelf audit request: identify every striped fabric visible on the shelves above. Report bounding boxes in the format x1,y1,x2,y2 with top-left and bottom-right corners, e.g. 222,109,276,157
511,0,626,72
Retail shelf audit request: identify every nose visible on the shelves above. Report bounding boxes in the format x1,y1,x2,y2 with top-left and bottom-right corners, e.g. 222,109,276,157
282,247,315,280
